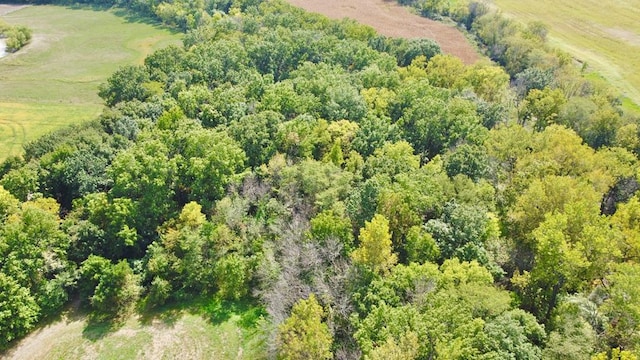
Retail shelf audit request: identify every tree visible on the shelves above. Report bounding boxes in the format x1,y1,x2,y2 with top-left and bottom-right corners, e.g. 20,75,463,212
601,262,640,351
443,143,490,181
308,206,354,252
363,141,420,179
425,54,467,90
398,95,487,159
515,207,618,323
214,253,249,300
396,38,441,67
611,195,640,261
179,128,247,210
0,273,40,350
476,309,545,359
108,136,178,242
0,161,40,202
426,202,500,275
1,198,71,315
144,201,216,302
352,214,397,275
0,185,19,220
405,225,440,264
98,65,153,106
367,331,420,360
464,62,510,103
90,260,141,320
229,111,283,167
277,294,333,360
519,88,567,130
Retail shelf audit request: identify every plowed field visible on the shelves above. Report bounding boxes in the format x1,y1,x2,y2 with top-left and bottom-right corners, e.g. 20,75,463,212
287,0,479,64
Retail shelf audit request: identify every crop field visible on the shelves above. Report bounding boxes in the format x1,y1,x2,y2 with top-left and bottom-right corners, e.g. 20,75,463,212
0,5,181,160
287,0,480,64
491,0,640,110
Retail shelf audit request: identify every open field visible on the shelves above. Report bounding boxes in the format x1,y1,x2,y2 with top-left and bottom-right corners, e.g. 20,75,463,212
2,300,266,360
491,0,640,109
0,5,181,160
286,0,480,64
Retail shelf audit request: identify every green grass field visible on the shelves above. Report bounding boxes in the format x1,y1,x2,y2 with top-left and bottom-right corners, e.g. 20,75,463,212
4,299,267,360
0,5,181,160
491,0,640,111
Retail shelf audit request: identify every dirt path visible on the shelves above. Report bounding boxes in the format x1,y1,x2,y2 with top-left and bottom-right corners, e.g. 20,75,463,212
286,0,479,64
0,4,27,16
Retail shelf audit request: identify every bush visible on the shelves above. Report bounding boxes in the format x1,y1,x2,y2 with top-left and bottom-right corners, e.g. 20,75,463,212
4,25,32,52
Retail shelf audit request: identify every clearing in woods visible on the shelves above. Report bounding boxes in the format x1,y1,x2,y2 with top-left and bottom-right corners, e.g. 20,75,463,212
2,299,266,360
286,0,480,65
0,5,181,161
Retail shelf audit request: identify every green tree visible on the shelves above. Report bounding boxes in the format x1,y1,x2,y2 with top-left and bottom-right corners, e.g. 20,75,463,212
214,253,249,300
308,206,354,252
611,195,640,261
601,262,640,351
399,95,486,159
515,207,618,323
145,202,216,302
277,294,333,360
229,111,283,167
179,128,247,210
352,214,397,275
1,198,71,315
363,141,420,179
519,88,567,130
0,273,40,350
475,309,545,359
90,260,141,320
0,185,19,220
108,136,177,241
98,65,153,106
426,54,467,90
405,225,440,263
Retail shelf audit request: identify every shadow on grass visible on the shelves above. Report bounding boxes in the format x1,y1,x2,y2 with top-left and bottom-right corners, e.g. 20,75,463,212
59,3,182,35
137,300,182,327
81,316,120,342
196,297,267,329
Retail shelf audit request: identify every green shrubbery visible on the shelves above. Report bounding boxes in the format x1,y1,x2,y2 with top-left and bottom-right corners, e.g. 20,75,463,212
0,21,32,52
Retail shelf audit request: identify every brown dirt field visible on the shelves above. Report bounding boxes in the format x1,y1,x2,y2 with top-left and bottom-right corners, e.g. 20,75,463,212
286,0,480,64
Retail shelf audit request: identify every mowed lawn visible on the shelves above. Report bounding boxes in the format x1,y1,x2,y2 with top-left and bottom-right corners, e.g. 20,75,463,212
492,0,640,110
0,5,181,160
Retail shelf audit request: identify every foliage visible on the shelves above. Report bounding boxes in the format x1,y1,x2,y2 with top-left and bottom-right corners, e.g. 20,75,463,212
0,273,40,350
89,260,141,320
2,0,640,357
0,20,32,52
277,294,333,360
352,214,397,275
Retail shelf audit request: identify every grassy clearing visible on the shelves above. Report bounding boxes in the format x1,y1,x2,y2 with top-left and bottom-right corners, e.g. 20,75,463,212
491,0,640,111
3,298,267,360
0,5,181,160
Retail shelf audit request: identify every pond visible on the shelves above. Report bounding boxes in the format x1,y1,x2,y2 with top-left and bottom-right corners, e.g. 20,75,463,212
0,38,6,58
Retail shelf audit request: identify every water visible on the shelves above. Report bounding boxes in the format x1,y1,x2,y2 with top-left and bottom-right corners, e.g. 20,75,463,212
0,39,6,58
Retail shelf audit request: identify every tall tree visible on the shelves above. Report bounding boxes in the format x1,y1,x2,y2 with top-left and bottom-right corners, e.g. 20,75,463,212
277,294,333,360
352,214,397,275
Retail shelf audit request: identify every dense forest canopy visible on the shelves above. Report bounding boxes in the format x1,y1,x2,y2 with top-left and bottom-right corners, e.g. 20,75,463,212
2,0,640,358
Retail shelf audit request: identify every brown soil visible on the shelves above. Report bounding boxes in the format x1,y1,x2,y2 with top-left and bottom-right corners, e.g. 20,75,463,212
286,0,480,64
